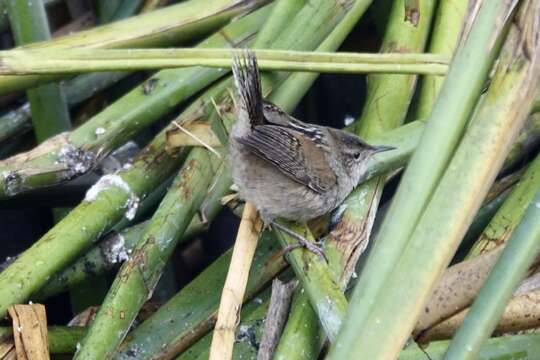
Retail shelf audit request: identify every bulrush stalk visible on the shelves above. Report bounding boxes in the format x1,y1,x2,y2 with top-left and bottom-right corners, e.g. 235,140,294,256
0,48,450,75
329,1,517,357
415,0,469,118
467,153,540,258
75,149,221,359
0,6,270,198
7,0,71,142
330,1,540,358
0,0,271,94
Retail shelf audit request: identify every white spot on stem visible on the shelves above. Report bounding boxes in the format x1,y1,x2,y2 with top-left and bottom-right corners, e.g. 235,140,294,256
84,174,140,220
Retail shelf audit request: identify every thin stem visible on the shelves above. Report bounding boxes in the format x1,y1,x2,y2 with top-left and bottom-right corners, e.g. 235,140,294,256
0,0,270,94
415,0,469,118
0,48,449,75
445,187,540,359
6,0,71,142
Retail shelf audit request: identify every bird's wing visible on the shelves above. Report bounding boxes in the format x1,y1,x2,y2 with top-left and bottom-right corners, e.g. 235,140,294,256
235,125,336,193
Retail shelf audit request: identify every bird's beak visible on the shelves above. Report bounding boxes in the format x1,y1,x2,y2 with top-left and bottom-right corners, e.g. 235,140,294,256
370,144,395,153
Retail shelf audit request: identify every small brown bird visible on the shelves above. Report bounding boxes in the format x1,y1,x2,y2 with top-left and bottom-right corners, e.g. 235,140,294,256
229,51,393,254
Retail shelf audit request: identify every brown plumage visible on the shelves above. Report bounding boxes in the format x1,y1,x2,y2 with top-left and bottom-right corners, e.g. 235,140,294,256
229,50,394,225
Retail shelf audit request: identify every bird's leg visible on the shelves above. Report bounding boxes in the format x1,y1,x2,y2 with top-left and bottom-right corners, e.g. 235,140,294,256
271,221,328,262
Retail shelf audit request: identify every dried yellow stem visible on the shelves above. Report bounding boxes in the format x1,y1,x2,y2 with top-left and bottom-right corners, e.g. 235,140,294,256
209,202,263,360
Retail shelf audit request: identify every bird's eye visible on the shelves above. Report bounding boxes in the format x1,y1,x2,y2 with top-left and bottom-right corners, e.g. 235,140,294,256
353,152,361,160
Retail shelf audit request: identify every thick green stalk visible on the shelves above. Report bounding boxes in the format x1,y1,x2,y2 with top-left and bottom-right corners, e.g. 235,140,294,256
36,165,231,300
75,149,220,359
253,0,306,48
176,288,272,360
7,0,71,142
33,222,148,300
0,103,32,143
270,0,374,109
110,175,174,231
0,48,449,75
0,0,61,32
533,97,540,113
445,187,540,359
262,0,350,53
111,0,144,21
467,153,540,258
0,6,269,198
504,113,540,171
415,0,469,118
399,333,540,360
274,223,347,341
62,71,129,107
331,3,540,358
0,123,184,318
354,1,436,137
329,2,515,357
115,232,285,359
97,0,122,23
273,291,323,360
457,188,510,258
0,0,270,94
6,0,74,223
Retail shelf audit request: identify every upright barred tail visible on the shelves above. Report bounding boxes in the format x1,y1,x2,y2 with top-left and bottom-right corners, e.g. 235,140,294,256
232,50,264,127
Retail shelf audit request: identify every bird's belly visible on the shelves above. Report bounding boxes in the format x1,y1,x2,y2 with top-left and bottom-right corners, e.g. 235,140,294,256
230,142,337,223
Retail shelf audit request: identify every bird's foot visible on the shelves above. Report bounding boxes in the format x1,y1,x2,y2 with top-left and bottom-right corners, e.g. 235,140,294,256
283,238,328,263
271,221,328,262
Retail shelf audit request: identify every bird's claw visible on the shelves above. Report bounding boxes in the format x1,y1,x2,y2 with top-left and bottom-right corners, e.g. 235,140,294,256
271,221,328,262
283,237,328,263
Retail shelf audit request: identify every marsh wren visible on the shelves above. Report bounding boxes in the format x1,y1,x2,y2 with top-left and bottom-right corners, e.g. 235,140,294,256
229,51,393,255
